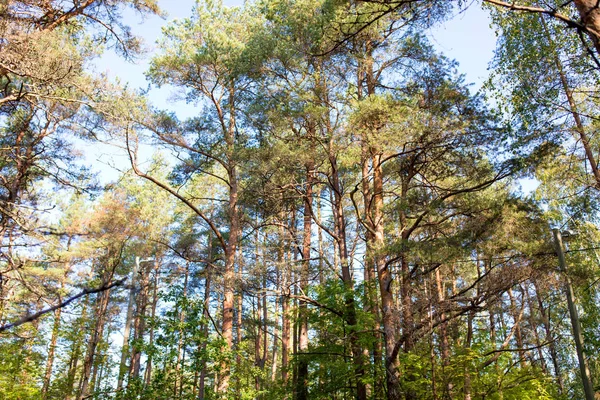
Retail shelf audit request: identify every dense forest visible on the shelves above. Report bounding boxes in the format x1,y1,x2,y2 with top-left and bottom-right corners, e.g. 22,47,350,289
3,0,600,399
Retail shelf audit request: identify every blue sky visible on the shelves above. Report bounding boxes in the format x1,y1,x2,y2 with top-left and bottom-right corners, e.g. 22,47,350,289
88,0,500,182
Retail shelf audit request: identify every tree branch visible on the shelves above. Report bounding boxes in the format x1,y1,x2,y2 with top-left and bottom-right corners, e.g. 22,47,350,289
0,278,126,333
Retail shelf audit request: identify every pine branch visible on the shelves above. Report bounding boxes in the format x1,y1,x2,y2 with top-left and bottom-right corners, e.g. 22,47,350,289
0,279,126,333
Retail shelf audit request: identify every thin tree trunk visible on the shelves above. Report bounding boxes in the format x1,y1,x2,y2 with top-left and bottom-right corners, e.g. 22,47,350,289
507,288,525,366
41,306,61,399
144,259,160,387
78,284,112,400
436,268,452,399
534,280,564,393
464,310,474,400
118,258,140,391
524,285,547,373
540,15,600,188
66,296,89,400
296,161,313,400
217,85,240,394
198,235,213,400
374,156,401,400
271,291,279,383
281,219,291,386
329,152,368,400
235,249,244,397
130,257,151,380
175,262,190,396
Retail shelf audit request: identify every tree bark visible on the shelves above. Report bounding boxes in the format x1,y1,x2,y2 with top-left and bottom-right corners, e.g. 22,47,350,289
329,152,368,400
574,0,600,56
144,259,160,388
129,257,151,381
78,283,112,400
217,84,240,395
118,257,140,391
296,161,313,400
198,235,213,399
41,306,61,399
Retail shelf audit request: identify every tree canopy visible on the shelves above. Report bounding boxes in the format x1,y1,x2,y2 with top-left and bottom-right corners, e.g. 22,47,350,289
1,1,600,399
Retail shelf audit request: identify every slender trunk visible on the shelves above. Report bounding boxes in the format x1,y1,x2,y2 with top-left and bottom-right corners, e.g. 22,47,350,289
281,218,291,385
523,285,547,373
145,260,160,387
292,270,299,396
436,268,452,399
118,258,140,391
95,323,112,393
553,230,595,400
217,85,239,394
271,291,279,382
534,280,564,393
198,236,213,400
316,189,325,285
330,153,367,400
541,15,600,188
464,311,474,400
235,249,244,397
507,288,525,366
358,52,378,395
175,262,190,396
290,207,299,395
66,296,89,400
262,273,268,367
78,283,112,400
254,232,264,393
296,162,313,400
130,258,151,380
374,151,401,400
41,306,61,399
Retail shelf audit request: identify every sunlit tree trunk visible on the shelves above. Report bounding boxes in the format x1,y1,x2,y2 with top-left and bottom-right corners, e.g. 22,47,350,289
130,257,151,380
436,268,452,399
533,279,564,393
175,262,190,396
198,235,213,399
79,281,112,400
329,150,368,400
217,85,240,394
41,306,61,399
118,258,139,391
144,259,160,388
281,218,292,386
296,160,313,400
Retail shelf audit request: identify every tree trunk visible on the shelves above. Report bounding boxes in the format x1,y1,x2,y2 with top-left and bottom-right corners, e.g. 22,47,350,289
436,268,452,399
118,257,140,391
198,236,213,400
574,0,600,56
507,288,525,366
144,259,160,387
175,262,190,397
296,161,313,400
553,229,595,400
41,306,61,399
464,311,474,400
78,283,112,400
66,296,89,400
281,218,292,386
329,153,368,400
130,257,151,380
217,85,240,394
533,279,564,393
